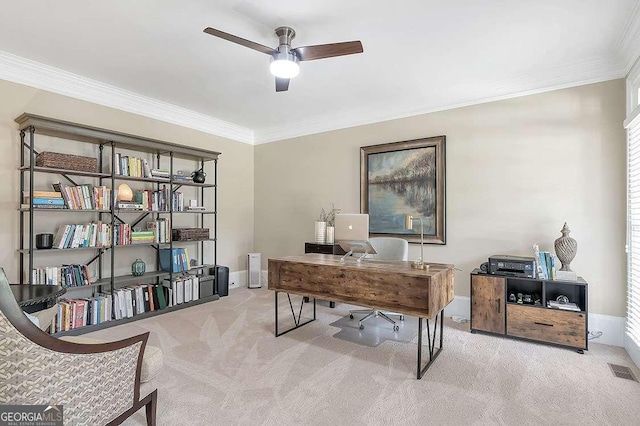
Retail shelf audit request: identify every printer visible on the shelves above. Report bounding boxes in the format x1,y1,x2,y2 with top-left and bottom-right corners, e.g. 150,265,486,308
488,255,535,278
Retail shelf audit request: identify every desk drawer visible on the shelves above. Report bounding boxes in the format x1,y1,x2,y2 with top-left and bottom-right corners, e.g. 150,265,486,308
507,304,586,349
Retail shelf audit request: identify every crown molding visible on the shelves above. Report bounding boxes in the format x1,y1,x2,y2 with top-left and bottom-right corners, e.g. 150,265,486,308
253,58,626,144
0,50,254,144
617,0,640,73
0,50,628,147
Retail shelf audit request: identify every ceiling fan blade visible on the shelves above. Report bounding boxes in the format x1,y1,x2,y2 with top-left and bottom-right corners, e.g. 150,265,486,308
203,27,277,55
275,77,290,92
292,41,363,61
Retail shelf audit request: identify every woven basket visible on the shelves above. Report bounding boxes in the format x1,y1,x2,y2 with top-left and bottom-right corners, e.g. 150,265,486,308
36,151,98,173
171,228,209,241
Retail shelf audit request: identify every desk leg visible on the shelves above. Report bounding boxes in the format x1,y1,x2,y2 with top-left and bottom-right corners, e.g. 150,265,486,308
275,291,316,337
417,310,444,379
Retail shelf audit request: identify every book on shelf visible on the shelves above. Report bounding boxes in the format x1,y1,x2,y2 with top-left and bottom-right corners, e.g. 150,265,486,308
54,184,111,210
54,292,112,333
24,190,62,198
31,265,93,287
23,197,65,206
114,154,153,178
52,222,111,249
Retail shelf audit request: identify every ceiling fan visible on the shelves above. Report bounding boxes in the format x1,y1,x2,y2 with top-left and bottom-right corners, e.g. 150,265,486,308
203,26,363,92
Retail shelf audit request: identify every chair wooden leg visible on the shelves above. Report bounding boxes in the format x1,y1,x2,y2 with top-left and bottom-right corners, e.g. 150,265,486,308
145,390,157,426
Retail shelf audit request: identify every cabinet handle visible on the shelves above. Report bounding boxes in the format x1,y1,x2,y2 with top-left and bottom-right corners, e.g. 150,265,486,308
534,322,554,327
496,298,501,313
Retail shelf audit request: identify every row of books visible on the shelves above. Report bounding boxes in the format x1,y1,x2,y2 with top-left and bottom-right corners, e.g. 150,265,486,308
159,248,191,272
113,277,199,320
55,293,112,333
114,284,167,319
115,154,153,178
32,265,92,287
51,219,171,249
163,276,200,306
132,188,185,212
532,244,557,280
52,222,112,249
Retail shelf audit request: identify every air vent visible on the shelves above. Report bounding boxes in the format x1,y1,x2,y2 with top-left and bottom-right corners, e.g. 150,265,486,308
608,363,638,382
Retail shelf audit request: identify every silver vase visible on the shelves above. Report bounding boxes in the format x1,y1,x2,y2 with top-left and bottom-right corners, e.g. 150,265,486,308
554,222,577,272
315,221,327,244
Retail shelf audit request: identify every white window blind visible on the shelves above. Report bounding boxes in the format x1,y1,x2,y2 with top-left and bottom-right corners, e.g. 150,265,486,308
628,118,640,346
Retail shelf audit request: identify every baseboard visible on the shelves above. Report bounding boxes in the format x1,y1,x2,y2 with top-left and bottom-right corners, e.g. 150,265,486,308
625,334,640,368
444,295,470,319
588,313,626,347
228,270,268,290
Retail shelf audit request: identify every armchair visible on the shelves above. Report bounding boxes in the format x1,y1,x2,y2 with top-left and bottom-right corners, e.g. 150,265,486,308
349,237,409,331
0,269,157,425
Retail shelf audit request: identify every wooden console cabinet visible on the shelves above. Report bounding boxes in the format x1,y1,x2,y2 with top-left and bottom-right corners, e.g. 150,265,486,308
470,272,588,352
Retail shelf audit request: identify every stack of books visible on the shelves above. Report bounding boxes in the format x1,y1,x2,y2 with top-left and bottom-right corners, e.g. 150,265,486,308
147,219,171,244
151,169,170,180
133,188,184,211
532,244,557,280
131,231,155,245
23,190,65,209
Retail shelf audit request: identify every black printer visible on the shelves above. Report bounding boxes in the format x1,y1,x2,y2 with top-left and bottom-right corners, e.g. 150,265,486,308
488,255,535,278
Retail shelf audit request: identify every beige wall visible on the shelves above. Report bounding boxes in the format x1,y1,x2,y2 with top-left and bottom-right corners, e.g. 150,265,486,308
255,80,627,317
0,78,254,281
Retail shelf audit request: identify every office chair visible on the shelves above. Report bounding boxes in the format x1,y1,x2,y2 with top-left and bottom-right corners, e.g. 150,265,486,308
349,237,409,331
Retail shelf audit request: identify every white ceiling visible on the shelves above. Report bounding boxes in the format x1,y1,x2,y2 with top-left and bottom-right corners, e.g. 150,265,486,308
0,0,638,144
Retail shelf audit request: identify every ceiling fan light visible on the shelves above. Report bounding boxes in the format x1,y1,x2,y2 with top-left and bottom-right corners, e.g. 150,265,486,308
270,53,300,78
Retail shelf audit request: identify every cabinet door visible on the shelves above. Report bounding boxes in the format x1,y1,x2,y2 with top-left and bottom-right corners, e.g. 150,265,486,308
471,275,506,334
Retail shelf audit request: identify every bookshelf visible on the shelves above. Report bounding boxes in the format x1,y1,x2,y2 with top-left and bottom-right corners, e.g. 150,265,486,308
16,113,221,335
470,270,588,353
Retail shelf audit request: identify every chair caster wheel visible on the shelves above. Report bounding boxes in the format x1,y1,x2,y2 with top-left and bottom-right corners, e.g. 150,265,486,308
349,314,354,319
393,325,399,332
399,315,404,321
359,325,364,330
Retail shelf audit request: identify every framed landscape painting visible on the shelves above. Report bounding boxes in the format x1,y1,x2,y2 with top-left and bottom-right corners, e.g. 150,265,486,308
360,136,446,244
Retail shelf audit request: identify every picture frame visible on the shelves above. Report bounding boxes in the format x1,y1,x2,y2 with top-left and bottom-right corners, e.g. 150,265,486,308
360,136,446,245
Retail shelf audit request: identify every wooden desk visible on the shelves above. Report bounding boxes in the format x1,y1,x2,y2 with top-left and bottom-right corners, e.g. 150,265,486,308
268,254,455,379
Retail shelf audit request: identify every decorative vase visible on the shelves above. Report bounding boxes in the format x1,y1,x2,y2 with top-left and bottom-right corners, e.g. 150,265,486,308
315,221,327,244
326,226,335,244
131,258,146,276
554,222,577,272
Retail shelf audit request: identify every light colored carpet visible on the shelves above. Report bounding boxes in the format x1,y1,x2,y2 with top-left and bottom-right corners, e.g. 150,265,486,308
86,287,640,426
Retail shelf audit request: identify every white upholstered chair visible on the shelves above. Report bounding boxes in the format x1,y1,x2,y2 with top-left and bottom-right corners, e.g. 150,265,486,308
349,237,409,331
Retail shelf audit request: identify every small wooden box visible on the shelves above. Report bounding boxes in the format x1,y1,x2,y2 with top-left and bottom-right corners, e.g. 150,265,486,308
171,228,209,241
36,151,98,173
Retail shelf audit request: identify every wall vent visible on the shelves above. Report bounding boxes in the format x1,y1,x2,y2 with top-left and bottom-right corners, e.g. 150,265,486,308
608,363,638,382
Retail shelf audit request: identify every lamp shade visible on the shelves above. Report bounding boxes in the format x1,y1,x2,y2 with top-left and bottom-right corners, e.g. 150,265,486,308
117,183,133,202
405,214,413,230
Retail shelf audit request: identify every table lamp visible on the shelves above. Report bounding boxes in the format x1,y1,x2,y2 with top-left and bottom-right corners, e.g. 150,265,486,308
405,214,427,270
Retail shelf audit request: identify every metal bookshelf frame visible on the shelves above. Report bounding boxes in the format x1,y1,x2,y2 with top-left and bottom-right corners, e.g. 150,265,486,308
16,113,221,334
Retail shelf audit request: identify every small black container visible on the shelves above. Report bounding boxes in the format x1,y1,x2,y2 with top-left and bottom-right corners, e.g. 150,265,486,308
36,233,54,249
